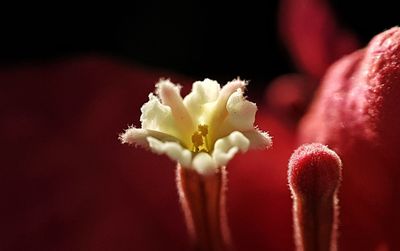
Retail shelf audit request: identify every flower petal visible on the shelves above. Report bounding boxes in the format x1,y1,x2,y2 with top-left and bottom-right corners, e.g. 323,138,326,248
147,137,192,167
119,127,151,148
213,88,260,140
120,127,182,149
156,79,195,144
208,79,247,141
183,78,221,124
140,93,180,139
192,152,218,175
242,129,273,150
212,131,250,167
225,89,257,131
218,79,247,106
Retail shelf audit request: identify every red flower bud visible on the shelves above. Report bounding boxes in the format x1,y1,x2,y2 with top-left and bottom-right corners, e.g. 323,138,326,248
289,143,342,251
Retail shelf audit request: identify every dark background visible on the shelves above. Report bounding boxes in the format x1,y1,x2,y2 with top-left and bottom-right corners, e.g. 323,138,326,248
1,1,398,91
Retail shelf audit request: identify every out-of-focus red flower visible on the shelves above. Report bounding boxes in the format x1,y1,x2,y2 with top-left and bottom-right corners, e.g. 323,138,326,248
279,0,359,80
268,0,360,124
0,57,193,250
265,74,314,124
299,27,400,250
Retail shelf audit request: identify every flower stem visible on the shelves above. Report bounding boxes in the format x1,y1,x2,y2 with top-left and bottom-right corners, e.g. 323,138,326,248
292,195,339,251
177,164,231,251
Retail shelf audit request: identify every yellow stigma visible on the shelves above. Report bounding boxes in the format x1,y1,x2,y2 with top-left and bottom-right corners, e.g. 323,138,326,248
191,124,209,152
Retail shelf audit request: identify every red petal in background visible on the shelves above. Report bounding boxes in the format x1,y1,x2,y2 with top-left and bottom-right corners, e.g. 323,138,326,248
279,0,359,80
299,27,400,251
0,57,193,251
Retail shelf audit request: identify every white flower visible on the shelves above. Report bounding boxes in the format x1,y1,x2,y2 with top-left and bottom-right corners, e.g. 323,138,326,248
120,78,272,175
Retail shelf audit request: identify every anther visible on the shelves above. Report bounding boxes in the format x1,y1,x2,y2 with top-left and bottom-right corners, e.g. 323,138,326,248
192,125,210,152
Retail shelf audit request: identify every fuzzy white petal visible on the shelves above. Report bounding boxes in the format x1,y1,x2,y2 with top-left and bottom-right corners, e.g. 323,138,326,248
156,80,194,133
119,128,150,148
183,79,221,123
140,94,178,136
147,137,192,167
207,79,248,140
120,128,183,149
225,89,257,131
192,152,218,175
212,131,250,167
218,79,247,104
242,130,273,149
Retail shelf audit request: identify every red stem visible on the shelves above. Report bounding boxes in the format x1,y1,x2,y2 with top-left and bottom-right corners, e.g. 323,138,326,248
177,164,231,251
293,194,339,251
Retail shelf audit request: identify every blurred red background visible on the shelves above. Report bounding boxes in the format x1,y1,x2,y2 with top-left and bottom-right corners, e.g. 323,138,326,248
1,2,398,250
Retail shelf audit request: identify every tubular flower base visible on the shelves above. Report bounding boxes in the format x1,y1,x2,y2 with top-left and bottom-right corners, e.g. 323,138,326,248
120,78,271,250
177,164,230,251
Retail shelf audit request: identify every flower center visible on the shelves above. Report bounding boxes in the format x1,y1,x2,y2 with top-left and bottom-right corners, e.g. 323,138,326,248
191,124,209,153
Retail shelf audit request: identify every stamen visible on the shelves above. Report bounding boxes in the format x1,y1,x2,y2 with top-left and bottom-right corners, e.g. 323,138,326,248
192,131,204,152
192,125,210,152
198,124,209,136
